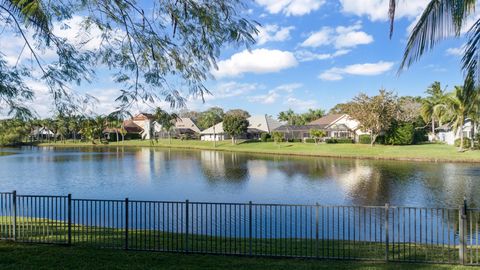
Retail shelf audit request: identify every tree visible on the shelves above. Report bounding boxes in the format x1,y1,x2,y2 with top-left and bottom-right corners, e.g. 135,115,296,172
309,129,326,144
223,113,249,145
421,82,448,137
272,131,284,145
0,1,258,116
197,107,224,130
444,74,478,151
201,110,223,147
390,1,480,87
278,109,304,125
225,109,250,119
301,109,325,123
347,90,399,146
154,108,178,144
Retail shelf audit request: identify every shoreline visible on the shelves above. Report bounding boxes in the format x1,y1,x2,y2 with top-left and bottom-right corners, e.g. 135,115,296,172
33,140,480,164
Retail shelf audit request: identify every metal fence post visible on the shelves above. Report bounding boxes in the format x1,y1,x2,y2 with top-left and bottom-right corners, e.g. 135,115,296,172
185,199,189,254
67,194,72,245
12,190,16,241
125,198,129,250
315,203,319,258
385,203,389,262
459,200,467,265
249,201,253,256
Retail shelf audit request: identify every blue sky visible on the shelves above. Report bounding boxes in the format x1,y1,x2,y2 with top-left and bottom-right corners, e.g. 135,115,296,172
1,0,472,117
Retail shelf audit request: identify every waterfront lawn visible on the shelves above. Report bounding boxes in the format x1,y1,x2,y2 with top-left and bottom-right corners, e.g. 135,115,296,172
0,242,475,270
39,139,480,163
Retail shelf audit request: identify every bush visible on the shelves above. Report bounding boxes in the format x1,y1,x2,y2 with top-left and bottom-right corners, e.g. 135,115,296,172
287,138,302,143
326,138,353,144
454,138,472,148
260,133,271,142
385,122,414,145
304,138,316,143
358,134,371,144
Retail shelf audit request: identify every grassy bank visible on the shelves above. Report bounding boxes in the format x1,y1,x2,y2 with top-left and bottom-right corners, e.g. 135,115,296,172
37,139,480,163
0,242,475,270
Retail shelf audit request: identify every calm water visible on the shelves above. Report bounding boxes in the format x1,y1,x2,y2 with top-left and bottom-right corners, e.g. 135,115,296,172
0,146,479,208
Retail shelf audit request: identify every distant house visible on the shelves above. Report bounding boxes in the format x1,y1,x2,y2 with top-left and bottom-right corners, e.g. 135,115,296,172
131,113,156,140
200,115,282,141
156,118,201,139
274,114,367,142
435,120,476,145
31,127,54,140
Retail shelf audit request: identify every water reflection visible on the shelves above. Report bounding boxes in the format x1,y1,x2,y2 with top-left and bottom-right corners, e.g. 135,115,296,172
0,147,478,208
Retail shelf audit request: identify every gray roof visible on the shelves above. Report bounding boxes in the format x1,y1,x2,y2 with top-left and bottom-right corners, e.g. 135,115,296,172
201,115,282,135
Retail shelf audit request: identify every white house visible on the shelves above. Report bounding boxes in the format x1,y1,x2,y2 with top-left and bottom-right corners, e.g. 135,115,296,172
274,114,368,142
200,115,282,141
435,120,476,145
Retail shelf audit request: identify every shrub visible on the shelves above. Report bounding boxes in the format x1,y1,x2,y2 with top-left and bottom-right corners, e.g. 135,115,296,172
325,138,353,144
385,122,414,145
272,131,284,144
454,138,472,148
358,134,371,144
260,133,271,142
287,138,302,143
304,138,316,143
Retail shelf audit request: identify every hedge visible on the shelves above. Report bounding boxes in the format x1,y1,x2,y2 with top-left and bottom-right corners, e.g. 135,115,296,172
454,138,472,148
325,138,354,144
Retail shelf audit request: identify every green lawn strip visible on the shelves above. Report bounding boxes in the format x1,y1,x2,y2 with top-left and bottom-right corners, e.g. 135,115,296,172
37,140,480,163
0,241,476,270
0,217,461,264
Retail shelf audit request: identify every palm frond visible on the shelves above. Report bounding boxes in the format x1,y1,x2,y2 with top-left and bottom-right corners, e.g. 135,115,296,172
399,0,476,72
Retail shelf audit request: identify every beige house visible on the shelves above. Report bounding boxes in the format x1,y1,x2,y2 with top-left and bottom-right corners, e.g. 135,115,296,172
274,114,368,142
200,115,282,141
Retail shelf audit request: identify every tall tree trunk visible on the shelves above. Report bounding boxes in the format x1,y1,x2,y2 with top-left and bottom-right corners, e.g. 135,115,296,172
115,130,119,144
231,136,235,145
370,133,378,147
459,118,465,151
431,116,435,135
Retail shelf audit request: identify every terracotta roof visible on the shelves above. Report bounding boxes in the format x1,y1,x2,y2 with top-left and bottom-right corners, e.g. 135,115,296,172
122,120,143,133
133,113,155,121
308,114,345,127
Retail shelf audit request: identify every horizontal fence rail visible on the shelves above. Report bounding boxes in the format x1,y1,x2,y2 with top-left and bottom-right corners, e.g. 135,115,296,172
0,191,478,265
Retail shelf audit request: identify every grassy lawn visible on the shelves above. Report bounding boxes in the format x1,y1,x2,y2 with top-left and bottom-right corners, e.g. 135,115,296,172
38,139,480,163
0,241,476,270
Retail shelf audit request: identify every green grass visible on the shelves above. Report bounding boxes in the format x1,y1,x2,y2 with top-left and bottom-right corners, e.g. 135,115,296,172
38,139,480,163
0,241,477,270
0,216,465,265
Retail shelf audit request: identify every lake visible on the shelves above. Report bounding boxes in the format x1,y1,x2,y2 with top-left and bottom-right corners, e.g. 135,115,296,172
0,146,479,208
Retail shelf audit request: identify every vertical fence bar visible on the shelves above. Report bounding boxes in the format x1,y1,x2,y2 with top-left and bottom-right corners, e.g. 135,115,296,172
385,203,389,262
12,191,16,242
315,203,319,258
249,201,252,256
67,194,72,245
459,201,467,265
125,198,129,250
185,200,189,254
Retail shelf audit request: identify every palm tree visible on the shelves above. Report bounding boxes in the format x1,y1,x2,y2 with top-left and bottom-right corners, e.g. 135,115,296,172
421,82,447,138
444,75,478,151
153,108,178,144
390,1,479,80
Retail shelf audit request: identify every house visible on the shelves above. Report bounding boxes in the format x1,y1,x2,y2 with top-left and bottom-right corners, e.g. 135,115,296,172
274,114,368,142
435,120,476,145
30,127,54,140
200,115,282,141
156,118,201,139
131,113,156,139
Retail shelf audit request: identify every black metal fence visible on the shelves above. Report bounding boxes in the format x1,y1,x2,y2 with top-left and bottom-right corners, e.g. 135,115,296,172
0,191,479,265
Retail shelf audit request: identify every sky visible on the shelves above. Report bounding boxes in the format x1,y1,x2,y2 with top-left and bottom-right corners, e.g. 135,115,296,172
1,0,474,118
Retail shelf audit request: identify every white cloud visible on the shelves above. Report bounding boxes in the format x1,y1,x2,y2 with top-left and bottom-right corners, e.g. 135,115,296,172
296,49,350,62
446,45,465,56
319,61,394,81
212,49,298,78
340,0,429,21
247,83,302,104
205,81,259,101
301,23,373,49
257,24,295,45
284,97,317,109
256,0,326,16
